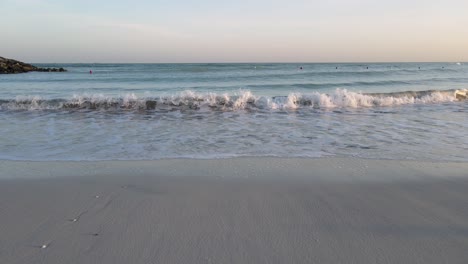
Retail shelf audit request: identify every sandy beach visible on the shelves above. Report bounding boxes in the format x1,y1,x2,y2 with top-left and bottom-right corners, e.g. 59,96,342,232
1,157,468,263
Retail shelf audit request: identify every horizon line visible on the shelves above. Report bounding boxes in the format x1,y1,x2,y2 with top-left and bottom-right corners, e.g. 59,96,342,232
31,61,466,64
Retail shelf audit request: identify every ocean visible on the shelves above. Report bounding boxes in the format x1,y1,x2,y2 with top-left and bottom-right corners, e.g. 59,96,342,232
0,63,467,161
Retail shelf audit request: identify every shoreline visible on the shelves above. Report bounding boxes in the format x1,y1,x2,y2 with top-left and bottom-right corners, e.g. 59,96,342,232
1,157,468,263
2,157,468,181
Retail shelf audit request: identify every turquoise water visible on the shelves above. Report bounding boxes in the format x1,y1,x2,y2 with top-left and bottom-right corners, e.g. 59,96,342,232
0,63,467,161
1,63,467,98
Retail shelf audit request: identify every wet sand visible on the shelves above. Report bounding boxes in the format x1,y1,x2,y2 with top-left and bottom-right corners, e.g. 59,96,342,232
1,158,468,263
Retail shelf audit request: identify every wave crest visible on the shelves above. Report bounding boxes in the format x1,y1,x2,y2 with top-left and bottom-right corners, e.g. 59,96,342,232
0,89,464,111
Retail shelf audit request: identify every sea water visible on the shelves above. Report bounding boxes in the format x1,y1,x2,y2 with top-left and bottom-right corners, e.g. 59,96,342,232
0,63,467,161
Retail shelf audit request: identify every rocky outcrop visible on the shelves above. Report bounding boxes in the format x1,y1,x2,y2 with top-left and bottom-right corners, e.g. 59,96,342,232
0,56,66,74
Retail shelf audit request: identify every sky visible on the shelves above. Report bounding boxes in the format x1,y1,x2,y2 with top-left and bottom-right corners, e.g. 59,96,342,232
1,0,468,63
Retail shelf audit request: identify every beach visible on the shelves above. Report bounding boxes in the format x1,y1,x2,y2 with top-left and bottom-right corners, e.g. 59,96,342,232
2,0,468,263
1,157,468,264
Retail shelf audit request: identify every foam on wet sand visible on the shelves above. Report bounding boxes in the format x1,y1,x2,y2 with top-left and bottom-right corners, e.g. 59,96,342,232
1,158,468,263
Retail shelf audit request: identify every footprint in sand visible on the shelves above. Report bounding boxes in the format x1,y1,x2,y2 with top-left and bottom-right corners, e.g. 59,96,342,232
67,210,88,223
33,243,50,249
83,232,100,237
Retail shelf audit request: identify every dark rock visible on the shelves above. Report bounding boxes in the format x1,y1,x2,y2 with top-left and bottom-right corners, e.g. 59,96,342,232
145,100,157,110
0,56,67,74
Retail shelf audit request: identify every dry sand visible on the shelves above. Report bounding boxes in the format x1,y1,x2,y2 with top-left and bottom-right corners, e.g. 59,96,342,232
1,157,468,263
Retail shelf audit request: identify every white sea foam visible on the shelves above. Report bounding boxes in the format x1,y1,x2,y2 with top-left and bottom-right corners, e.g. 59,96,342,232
1,89,467,162
0,89,463,112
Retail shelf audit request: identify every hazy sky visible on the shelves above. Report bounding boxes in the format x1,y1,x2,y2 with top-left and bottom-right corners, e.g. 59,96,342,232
1,0,468,62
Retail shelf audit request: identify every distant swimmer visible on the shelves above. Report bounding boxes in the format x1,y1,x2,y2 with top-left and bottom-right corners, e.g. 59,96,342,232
299,66,303,70
336,67,338,69
366,66,368,69
89,70,93,74
418,67,420,70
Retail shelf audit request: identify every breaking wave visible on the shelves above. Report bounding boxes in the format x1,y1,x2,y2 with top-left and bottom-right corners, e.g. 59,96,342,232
0,89,465,111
